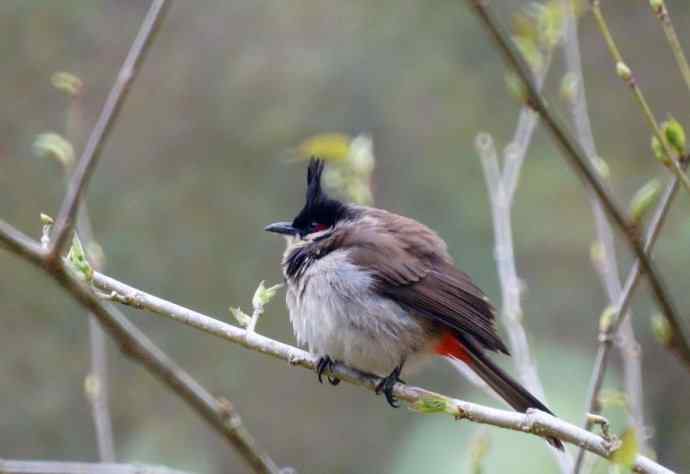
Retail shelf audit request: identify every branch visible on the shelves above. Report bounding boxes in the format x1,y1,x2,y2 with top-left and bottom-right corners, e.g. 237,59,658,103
0,459,190,474
90,272,674,474
476,85,574,474
464,0,690,369
49,0,170,259
649,0,690,95
561,1,649,469
576,173,684,473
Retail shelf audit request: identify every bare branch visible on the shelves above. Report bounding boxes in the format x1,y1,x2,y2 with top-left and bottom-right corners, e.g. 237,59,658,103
474,36,570,470
0,459,190,474
577,173,683,471
90,271,674,474
464,0,690,369
0,219,46,264
49,0,171,258
560,1,649,469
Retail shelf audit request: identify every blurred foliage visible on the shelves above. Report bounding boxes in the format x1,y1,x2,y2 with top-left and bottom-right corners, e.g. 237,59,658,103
2,1,690,473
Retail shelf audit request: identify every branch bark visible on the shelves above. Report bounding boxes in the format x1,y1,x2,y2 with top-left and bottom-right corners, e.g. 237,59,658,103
0,459,190,474
89,271,674,474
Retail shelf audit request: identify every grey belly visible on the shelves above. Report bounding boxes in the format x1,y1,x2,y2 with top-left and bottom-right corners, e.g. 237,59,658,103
285,250,435,377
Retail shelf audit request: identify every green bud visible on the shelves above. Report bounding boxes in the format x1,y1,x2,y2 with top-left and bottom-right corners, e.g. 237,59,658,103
611,428,639,469
651,313,672,346
630,179,661,226
590,240,605,268
33,132,75,168
51,71,83,97
649,0,665,15
662,117,686,156
229,306,252,328
599,305,617,334
66,233,93,282
40,213,54,225
411,395,454,414
252,281,283,309
560,72,578,105
651,136,670,165
616,61,632,83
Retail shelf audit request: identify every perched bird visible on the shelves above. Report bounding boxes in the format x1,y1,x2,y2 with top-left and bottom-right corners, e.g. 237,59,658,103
265,158,563,449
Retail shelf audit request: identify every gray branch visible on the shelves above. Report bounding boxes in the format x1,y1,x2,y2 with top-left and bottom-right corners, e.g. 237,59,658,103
0,459,191,474
89,271,673,474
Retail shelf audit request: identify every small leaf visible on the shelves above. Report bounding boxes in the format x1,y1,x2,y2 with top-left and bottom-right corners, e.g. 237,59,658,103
611,428,639,468
651,313,672,346
651,136,670,165
662,117,686,156
51,71,83,97
252,280,283,309
411,395,453,414
33,132,75,168
66,233,93,282
630,179,661,226
40,213,54,225
297,133,351,162
229,306,252,328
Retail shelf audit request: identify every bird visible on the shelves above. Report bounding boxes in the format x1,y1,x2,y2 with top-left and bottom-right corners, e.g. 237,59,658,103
265,158,563,450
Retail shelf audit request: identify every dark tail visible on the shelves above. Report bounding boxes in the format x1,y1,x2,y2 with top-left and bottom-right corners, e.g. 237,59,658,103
458,335,565,450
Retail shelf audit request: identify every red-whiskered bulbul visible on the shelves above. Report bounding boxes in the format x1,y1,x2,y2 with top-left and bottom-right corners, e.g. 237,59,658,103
265,158,563,450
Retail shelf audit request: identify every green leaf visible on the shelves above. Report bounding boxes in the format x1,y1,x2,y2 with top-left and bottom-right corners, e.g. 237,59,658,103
611,428,639,468
662,117,686,156
651,313,672,346
629,179,661,226
411,395,453,414
229,306,251,328
252,280,283,309
33,132,75,168
66,233,93,282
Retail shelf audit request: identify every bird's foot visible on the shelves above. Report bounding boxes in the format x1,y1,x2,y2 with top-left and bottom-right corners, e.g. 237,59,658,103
375,366,405,408
316,355,340,386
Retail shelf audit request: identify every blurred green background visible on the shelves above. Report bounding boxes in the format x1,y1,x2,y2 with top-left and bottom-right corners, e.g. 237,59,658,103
1,1,689,473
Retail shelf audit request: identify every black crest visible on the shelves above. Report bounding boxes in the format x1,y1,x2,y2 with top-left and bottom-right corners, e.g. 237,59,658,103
291,158,350,234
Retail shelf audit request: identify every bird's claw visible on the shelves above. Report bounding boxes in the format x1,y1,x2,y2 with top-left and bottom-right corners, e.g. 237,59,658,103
375,366,405,408
316,356,340,386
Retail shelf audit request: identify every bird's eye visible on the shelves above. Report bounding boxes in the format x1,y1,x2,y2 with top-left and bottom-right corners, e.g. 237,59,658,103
310,222,328,233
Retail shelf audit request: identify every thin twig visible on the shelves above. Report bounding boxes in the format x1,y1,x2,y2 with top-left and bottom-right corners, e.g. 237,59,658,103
464,0,690,369
590,0,690,196
0,459,191,474
561,1,649,468
59,72,116,462
87,271,675,474
574,174,682,472
3,235,281,473
476,127,573,473
49,0,171,259
649,0,690,95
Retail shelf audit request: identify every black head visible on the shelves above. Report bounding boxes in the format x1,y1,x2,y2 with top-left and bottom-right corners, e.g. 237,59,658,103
265,158,350,238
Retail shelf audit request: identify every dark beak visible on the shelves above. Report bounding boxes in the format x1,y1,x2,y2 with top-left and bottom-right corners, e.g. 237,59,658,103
264,221,298,236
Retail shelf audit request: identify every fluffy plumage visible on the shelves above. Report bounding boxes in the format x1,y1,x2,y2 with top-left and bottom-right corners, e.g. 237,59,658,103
268,158,563,450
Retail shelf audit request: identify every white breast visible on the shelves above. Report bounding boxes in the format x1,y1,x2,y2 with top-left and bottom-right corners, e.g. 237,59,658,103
285,249,435,377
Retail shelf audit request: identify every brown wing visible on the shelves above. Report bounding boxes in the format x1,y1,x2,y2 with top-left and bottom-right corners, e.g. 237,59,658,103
338,208,508,354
